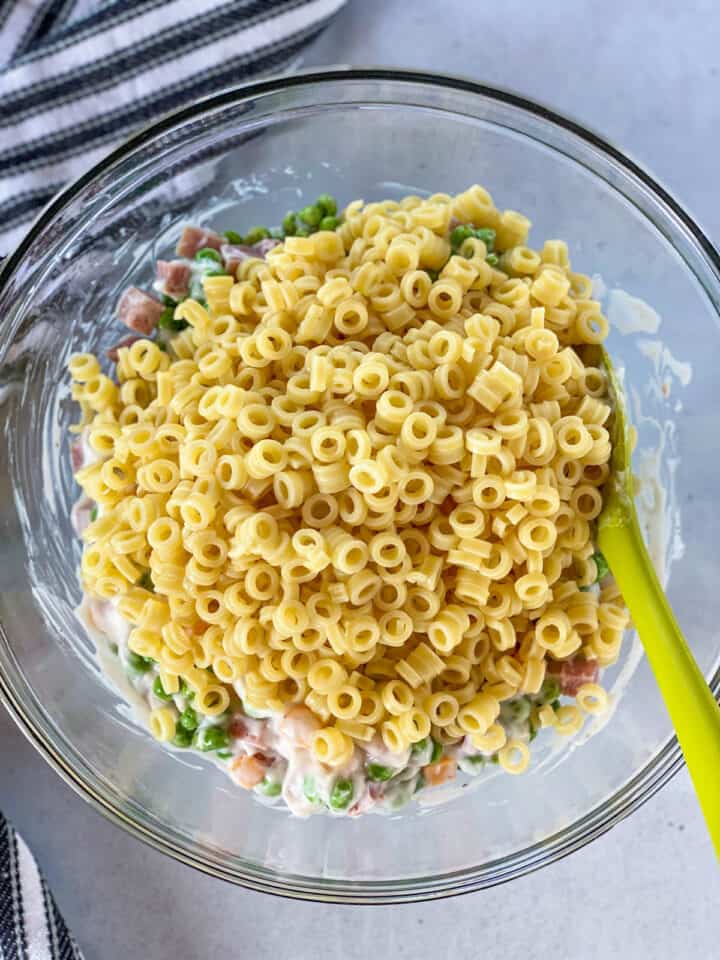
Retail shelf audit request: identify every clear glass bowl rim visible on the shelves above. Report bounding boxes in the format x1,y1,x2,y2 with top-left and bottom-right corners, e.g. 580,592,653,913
0,67,718,903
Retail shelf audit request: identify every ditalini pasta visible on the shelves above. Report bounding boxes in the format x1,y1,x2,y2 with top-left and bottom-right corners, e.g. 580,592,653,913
68,187,628,817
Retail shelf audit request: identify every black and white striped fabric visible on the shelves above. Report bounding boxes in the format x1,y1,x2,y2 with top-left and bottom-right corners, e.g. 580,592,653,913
0,812,84,960
0,0,347,253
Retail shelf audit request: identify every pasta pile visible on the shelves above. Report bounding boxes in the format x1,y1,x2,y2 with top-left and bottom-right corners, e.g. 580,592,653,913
69,185,629,774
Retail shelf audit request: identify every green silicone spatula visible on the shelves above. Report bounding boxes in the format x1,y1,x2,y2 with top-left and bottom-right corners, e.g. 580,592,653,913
598,348,720,857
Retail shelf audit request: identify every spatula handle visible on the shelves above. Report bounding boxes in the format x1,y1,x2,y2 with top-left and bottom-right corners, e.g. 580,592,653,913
599,511,720,858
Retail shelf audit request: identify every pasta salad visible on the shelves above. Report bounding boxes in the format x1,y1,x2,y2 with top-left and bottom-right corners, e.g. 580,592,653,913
68,185,629,817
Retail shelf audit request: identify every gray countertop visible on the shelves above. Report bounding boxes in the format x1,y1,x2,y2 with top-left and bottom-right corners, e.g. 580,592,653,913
2,1,719,957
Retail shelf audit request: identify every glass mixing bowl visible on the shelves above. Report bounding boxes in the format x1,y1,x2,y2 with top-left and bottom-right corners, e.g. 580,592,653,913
1,69,718,903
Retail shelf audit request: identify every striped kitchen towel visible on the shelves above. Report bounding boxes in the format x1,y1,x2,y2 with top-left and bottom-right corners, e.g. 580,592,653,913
0,0,347,254
0,812,84,960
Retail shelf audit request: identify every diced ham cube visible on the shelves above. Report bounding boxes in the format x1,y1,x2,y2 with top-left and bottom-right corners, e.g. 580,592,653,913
230,752,271,789
348,790,376,817
156,259,191,299
175,225,223,258
548,657,599,696
220,238,280,275
368,781,385,800
70,440,83,471
220,243,256,275
106,334,141,362
115,287,163,335
277,705,322,747
253,237,280,258
228,714,267,748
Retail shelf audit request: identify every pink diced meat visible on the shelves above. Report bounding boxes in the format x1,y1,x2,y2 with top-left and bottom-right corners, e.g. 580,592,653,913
253,237,280,258
220,238,280,275
220,243,255,275
70,439,83,471
228,714,268,748
277,705,322,747
106,334,141,362
156,259,191,299
115,287,163,335
549,657,600,696
175,225,223,258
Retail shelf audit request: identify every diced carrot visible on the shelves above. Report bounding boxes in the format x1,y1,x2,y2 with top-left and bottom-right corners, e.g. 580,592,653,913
230,753,269,789
422,756,457,786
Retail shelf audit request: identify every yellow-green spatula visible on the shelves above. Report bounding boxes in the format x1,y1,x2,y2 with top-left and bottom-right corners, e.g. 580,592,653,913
598,348,720,856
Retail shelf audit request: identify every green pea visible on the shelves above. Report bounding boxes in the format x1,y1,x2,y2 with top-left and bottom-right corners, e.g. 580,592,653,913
366,763,394,782
329,778,354,811
257,777,282,797
593,551,610,582
157,306,174,328
126,651,153,674
295,223,311,237
203,267,228,278
282,212,298,235
316,193,338,217
157,306,188,332
223,230,244,244
136,570,154,591
216,749,233,760
551,699,561,711
539,677,561,704
299,204,322,228
450,224,474,250
173,725,193,748
194,725,230,752
411,737,429,755
430,740,443,764
162,294,177,307
475,228,496,252
486,253,499,267
194,247,222,264
503,697,531,722
319,215,339,231
179,679,195,702
152,676,173,701
270,226,284,240
303,775,320,804
244,226,271,245
179,706,198,732
90,505,98,522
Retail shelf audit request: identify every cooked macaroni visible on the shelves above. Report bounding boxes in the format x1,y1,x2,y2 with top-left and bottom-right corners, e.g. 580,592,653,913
69,186,628,817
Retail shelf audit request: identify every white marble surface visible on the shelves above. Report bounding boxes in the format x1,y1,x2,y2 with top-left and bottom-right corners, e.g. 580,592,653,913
2,1,719,957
